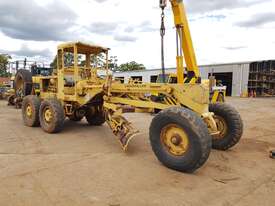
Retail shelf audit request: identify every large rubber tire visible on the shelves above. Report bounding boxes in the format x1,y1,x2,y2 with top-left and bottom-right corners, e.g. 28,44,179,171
22,95,41,127
85,106,105,126
68,111,83,122
15,69,33,97
7,95,15,106
39,99,65,133
69,115,83,122
149,107,212,173
209,103,243,150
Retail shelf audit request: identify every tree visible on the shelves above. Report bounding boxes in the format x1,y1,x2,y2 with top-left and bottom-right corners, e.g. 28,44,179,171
50,53,77,69
90,53,105,67
109,56,118,71
50,52,145,73
116,61,146,72
64,52,74,67
80,53,117,70
0,54,11,77
50,55,57,70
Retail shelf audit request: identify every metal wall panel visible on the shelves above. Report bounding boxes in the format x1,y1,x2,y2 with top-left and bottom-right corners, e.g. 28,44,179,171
113,62,251,96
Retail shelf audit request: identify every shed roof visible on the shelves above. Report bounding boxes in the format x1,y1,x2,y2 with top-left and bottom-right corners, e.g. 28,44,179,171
58,41,109,54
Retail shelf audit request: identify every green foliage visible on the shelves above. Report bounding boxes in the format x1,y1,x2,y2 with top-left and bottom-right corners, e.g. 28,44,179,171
51,53,80,69
108,56,118,71
90,53,105,67
0,54,11,77
50,52,145,73
50,55,57,70
80,53,116,70
64,52,74,67
116,61,146,72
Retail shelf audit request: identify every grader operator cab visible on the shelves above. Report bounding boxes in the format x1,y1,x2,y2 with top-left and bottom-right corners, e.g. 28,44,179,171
20,0,243,173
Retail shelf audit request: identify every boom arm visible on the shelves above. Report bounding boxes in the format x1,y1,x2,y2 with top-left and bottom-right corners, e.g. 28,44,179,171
161,0,200,83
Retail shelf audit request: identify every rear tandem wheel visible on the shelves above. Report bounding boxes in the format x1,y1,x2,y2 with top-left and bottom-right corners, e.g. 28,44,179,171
39,99,65,133
22,95,41,127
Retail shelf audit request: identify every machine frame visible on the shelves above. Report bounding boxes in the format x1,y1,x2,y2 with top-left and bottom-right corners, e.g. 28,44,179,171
20,0,243,173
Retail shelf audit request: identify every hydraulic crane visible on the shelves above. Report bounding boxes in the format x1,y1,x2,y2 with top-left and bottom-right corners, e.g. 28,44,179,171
158,0,227,104
160,0,200,84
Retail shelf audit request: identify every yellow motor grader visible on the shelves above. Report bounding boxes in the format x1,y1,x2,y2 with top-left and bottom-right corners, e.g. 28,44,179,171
20,0,243,173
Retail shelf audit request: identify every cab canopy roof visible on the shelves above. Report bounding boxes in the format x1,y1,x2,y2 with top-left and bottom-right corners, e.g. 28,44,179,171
58,42,109,54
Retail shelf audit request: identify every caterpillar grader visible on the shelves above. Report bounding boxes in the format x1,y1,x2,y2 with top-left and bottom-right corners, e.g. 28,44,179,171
20,0,243,173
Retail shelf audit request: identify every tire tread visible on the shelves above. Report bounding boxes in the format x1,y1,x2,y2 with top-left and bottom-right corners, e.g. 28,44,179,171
22,95,41,127
39,99,65,133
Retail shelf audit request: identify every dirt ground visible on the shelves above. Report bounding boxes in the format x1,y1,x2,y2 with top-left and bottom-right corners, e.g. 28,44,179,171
0,98,275,206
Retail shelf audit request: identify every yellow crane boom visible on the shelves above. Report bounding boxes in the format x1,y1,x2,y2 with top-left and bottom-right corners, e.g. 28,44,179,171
160,0,200,84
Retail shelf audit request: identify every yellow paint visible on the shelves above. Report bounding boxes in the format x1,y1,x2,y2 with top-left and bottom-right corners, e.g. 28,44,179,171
176,56,184,84
44,107,53,123
170,0,200,82
160,124,189,156
26,105,32,117
29,36,219,150
213,115,228,140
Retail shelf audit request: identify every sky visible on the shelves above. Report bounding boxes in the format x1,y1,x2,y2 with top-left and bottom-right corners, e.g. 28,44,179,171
0,0,275,69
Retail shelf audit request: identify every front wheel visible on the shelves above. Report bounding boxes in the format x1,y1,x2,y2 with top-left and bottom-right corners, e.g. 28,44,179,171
149,107,212,173
209,103,243,150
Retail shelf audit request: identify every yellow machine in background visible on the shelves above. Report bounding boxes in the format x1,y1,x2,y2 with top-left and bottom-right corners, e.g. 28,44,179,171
1,76,15,104
7,66,51,108
208,75,227,103
19,0,243,173
0,84,10,100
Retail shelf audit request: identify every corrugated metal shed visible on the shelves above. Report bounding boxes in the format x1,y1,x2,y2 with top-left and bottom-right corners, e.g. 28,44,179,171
113,61,251,96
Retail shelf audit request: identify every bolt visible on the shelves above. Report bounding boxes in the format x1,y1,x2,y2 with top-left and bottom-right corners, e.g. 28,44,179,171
171,135,182,146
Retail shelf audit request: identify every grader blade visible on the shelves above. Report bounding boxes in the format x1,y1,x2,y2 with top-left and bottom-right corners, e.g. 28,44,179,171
105,113,139,151
117,124,139,151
